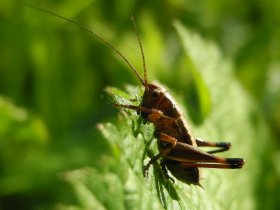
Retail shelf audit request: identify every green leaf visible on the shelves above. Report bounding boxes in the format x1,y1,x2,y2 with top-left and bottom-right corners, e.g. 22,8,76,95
174,21,271,209
172,26,212,121
64,22,271,210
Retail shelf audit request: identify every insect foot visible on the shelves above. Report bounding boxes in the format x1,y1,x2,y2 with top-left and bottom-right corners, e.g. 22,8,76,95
226,158,245,168
142,163,151,178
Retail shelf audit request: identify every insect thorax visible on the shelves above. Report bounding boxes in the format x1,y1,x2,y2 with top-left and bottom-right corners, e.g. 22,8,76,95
141,82,196,146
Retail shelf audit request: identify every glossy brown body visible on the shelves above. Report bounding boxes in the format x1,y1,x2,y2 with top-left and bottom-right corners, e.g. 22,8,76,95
139,83,244,185
141,83,195,145
141,83,202,184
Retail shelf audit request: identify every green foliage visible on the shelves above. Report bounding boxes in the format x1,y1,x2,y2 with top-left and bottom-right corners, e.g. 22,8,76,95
60,23,272,210
0,0,279,210
0,97,49,194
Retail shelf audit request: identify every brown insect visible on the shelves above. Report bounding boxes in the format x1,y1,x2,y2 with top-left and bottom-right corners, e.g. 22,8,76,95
25,4,244,186
115,75,244,186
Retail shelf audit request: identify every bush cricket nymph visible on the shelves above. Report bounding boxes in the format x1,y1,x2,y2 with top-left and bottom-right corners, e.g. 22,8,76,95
25,4,245,186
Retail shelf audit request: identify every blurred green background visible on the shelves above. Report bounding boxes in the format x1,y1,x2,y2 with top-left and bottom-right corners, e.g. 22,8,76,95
0,0,279,209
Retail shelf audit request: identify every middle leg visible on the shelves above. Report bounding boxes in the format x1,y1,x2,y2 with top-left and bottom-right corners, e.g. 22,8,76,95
143,133,178,174
195,138,231,154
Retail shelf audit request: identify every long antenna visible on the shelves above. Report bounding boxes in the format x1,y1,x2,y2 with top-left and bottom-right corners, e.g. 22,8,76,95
131,16,148,86
23,3,146,86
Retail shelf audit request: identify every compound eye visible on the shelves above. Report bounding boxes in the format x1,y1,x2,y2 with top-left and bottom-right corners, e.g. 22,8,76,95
151,89,161,98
